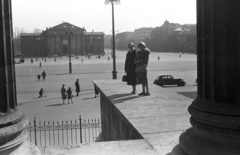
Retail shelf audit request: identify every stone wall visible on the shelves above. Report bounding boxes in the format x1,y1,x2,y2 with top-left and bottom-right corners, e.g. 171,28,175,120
94,84,143,141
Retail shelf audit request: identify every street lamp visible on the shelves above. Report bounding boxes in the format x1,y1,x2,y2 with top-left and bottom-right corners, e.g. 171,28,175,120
65,23,73,73
105,0,120,79
145,34,149,47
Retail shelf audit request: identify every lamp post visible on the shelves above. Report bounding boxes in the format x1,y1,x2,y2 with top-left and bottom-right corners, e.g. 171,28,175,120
145,34,149,47
65,23,73,73
105,0,120,79
90,36,93,54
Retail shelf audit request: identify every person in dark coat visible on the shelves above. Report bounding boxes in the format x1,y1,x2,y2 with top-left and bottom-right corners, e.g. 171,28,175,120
75,79,80,96
38,88,46,98
61,84,67,104
42,70,46,80
135,42,151,96
124,42,138,94
67,87,73,104
37,74,41,81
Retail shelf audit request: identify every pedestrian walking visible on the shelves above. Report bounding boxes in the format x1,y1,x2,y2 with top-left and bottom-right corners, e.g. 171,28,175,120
38,88,46,98
81,59,83,64
124,42,139,94
37,74,41,81
45,57,46,62
61,84,67,104
39,62,41,68
135,42,151,96
67,87,73,104
75,79,80,96
158,56,160,60
31,58,33,63
42,70,46,80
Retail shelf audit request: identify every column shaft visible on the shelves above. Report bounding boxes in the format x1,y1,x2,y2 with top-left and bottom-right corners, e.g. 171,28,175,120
0,0,17,113
0,1,30,154
179,0,240,154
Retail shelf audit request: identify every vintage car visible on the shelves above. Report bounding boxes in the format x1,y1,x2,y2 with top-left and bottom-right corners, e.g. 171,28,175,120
153,75,186,87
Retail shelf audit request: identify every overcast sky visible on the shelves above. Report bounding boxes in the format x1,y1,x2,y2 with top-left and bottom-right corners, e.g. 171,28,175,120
12,0,196,35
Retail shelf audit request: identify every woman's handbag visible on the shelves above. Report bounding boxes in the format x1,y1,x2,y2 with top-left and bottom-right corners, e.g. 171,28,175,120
122,73,127,82
135,64,147,73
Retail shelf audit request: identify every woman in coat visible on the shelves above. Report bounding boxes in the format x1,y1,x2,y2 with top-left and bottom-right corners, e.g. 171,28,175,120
67,87,73,104
135,42,151,96
124,42,138,94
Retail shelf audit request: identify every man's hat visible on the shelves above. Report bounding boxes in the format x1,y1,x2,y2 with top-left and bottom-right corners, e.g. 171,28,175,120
138,42,146,48
128,42,135,48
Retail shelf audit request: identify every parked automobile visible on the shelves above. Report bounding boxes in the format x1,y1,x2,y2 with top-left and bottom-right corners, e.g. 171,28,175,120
153,75,186,87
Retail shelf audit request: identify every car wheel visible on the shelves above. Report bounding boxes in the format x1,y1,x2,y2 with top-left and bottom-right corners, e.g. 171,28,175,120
177,81,185,86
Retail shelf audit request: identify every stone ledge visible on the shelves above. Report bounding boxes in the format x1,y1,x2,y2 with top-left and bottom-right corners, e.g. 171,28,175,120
94,80,192,154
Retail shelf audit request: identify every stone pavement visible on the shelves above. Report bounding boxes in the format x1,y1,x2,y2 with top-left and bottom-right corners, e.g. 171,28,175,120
44,80,193,155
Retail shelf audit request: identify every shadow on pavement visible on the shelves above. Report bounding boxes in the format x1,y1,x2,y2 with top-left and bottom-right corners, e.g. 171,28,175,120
82,97,96,100
44,103,66,107
178,91,197,99
18,97,61,106
108,93,139,104
108,93,132,100
112,96,140,104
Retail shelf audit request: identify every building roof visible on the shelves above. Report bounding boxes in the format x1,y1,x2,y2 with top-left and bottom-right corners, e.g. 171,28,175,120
45,22,84,32
84,32,105,35
134,27,153,31
20,33,41,37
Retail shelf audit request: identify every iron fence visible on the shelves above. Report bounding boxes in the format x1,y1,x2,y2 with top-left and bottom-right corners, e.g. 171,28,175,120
27,116,101,147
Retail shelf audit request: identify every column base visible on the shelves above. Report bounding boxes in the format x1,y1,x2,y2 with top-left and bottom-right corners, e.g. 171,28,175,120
178,127,240,155
8,141,41,155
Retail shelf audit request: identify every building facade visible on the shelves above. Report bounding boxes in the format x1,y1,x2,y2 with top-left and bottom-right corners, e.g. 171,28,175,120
133,27,153,47
116,32,134,49
20,22,105,57
114,28,153,50
84,32,105,55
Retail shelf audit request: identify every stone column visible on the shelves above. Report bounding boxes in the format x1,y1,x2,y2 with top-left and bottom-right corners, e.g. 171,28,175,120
0,0,40,154
178,0,240,154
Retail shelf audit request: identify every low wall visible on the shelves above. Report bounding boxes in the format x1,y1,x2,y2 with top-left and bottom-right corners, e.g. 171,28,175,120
94,83,143,141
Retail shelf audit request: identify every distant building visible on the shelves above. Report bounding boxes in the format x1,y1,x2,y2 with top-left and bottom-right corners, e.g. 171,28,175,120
20,22,105,57
114,28,153,50
104,35,112,49
133,27,153,46
84,32,105,55
20,33,45,57
116,32,134,49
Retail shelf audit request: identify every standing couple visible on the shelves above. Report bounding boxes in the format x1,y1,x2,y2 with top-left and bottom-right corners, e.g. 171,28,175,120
124,41,150,96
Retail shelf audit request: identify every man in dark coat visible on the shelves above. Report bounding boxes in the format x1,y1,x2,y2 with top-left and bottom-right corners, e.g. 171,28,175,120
124,42,138,94
61,84,67,104
75,79,80,96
